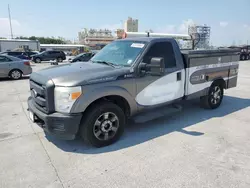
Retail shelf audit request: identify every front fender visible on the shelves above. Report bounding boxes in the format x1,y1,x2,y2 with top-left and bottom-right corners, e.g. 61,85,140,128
70,86,137,115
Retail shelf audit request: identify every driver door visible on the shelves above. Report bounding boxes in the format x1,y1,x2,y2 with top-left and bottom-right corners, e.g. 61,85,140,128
135,41,185,106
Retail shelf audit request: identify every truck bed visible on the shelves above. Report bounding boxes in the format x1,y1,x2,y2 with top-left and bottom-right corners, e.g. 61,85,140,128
181,48,240,68
181,48,240,98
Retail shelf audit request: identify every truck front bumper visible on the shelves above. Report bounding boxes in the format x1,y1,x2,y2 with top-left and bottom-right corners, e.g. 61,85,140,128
27,97,82,140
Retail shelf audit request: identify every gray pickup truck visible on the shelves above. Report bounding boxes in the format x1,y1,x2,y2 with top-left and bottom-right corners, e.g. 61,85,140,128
27,36,239,147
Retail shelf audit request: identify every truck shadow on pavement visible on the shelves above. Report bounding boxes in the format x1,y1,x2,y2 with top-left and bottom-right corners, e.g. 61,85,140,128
45,95,250,154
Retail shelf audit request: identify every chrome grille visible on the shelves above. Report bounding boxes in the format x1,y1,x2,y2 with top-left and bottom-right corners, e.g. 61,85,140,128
29,79,55,114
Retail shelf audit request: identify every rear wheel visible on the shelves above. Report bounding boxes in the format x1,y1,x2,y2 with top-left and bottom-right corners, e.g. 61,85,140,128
34,57,41,63
9,69,22,80
200,83,224,109
80,102,125,147
241,55,245,61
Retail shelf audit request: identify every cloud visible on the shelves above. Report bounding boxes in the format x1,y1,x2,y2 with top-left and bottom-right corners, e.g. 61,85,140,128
243,24,250,30
155,19,249,46
178,19,195,33
155,19,195,34
0,18,22,38
159,24,176,33
219,22,229,27
210,23,250,46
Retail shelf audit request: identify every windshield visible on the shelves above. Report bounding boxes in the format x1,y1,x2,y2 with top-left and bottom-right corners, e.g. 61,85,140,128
91,40,147,67
75,53,85,58
39,51,47,55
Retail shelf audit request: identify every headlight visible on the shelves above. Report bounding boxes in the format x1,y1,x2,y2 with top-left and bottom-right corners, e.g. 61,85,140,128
54,86,82,113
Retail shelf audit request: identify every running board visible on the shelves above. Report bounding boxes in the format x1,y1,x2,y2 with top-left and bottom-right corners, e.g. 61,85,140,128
133,104,182,124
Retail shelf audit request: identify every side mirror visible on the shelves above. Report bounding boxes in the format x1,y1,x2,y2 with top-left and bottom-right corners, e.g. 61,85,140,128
140,57,165,76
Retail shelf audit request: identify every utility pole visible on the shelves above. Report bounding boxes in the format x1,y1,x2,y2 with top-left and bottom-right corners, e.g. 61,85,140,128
8,4,14,39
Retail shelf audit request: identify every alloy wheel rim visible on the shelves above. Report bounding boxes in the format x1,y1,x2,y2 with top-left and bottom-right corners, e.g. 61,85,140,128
12,71,21,79
93,112,119,141
211,86,221,105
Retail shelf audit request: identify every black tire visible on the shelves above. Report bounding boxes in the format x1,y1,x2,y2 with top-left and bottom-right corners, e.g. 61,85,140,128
80,101,125,147
34,57,41,63
241,55,245,61
9,69,22,80
57,57,63,62
200,82,224,109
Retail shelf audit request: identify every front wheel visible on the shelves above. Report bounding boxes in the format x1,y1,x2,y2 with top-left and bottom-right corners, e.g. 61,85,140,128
80,102,125,147
56,57,63,62
200,83,224,109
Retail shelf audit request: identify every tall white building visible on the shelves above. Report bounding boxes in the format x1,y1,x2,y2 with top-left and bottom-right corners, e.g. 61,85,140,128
124,17,138,32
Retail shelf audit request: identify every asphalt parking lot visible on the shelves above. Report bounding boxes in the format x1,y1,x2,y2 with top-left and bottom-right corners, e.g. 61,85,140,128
0,61,250,188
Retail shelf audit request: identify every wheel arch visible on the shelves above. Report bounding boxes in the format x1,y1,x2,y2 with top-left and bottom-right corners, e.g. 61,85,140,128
202,77,226,96
212,77,226,89
83,95,131,118
9,68,23,76
71,86,137,117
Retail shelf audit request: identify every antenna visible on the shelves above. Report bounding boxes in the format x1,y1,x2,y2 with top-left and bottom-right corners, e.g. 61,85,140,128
8,4,14,39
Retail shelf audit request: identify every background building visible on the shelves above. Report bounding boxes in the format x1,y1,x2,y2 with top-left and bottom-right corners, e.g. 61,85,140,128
78,28,115,48
77,17,139,48
0,39,40,52
116,29,125,39
124,17,138,32
188,24,211,49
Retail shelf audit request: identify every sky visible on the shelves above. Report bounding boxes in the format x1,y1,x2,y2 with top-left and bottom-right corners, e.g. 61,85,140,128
0,0,250,46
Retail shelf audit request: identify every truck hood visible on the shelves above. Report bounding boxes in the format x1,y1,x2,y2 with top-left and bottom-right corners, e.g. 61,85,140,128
30,62,131,86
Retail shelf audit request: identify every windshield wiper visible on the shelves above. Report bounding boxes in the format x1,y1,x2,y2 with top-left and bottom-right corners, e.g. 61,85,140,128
91,60,118,68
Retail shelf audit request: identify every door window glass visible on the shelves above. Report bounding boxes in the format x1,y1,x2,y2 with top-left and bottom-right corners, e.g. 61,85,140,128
143,42,177,68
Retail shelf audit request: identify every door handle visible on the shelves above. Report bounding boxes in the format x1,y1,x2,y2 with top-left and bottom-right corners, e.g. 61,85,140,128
177,72,181,81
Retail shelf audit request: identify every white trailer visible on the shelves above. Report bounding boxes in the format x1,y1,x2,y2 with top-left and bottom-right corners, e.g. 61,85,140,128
0,39,40,52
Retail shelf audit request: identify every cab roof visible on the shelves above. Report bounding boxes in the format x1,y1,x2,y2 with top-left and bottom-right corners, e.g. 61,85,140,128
118,37,174,42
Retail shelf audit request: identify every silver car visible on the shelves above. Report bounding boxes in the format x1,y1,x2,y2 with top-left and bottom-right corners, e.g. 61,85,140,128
0,54,32,80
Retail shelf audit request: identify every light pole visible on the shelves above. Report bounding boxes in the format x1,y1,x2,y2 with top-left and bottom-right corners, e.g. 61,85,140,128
8,4,14,39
